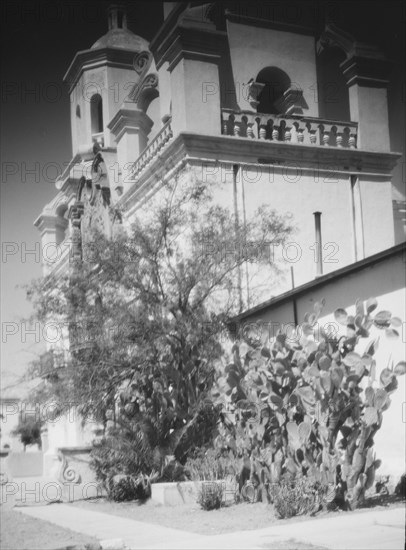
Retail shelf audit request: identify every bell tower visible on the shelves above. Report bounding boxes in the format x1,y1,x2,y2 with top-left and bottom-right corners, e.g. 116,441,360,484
64,4,150,154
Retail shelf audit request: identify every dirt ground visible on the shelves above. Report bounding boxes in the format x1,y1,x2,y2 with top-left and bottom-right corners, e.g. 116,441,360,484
71,495,405,537
0,508,100,550
2,495,403,550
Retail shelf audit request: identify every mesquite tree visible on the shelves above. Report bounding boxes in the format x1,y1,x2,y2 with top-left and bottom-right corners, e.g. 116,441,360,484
26,177,293,476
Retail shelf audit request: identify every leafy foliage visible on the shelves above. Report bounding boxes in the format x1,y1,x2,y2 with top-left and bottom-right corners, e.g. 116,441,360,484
185,448,241,481
212,298,404,510
395,474,405,498
107,474,151,502
11,414,42,451
26,177,293,487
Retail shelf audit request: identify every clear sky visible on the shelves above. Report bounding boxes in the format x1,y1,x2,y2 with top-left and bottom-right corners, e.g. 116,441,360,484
1,0,405,391
0,0,164,391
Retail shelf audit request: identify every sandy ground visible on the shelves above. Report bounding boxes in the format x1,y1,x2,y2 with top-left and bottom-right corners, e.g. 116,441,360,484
70,496,404,537
0,508,100,550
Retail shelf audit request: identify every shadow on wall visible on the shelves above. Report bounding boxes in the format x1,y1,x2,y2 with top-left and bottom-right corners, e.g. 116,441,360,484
316,47,350,121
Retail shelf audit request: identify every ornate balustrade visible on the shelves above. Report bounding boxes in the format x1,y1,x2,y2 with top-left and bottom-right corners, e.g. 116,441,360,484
221,109,358,149
131,119,173,180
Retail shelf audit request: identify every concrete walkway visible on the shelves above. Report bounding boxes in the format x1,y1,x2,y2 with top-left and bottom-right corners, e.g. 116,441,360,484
17,504,405,550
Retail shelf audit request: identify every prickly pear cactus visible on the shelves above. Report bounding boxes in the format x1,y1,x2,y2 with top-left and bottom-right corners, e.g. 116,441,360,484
213,298,405,509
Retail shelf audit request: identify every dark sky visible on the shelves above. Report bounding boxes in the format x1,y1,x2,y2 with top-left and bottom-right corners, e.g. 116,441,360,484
0,0,405,385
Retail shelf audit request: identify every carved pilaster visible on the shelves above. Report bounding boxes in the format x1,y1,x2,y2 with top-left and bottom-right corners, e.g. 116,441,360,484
69,202,84,261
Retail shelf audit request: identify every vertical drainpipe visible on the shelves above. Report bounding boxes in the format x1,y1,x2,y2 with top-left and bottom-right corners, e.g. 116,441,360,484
233,164,243,312
241,166,250,309
313,211,323,277
350,175,365,261
291,266,298,326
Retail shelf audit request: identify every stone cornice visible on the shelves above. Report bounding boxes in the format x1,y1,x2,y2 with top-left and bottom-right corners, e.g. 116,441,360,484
64,48,137,94
224,10,315,36
108,104,153,142
340,55,392,87
119,133,401,214
175,133,400,174
150,21,226,71
318,23,390,88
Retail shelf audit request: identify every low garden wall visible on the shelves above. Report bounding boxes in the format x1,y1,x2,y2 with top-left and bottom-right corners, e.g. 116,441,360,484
56,446,104,502
151,479,237,506
3,451,43,477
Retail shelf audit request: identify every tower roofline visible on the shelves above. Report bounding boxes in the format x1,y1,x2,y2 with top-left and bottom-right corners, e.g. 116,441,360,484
63,47,138,94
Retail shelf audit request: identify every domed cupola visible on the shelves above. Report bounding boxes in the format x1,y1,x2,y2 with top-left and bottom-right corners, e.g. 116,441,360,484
91,5,149,52
64,4,151,154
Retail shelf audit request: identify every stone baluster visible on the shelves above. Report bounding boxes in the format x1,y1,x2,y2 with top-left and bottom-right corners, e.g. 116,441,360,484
322,129,330,146
309,131,317,145
259,126,267,139
271,126,279,142
247,124,254,138
297,129,304,144
222,120,229,135
349,133,356,149
234,122,241,137
336,132,343,147
284,125,292,143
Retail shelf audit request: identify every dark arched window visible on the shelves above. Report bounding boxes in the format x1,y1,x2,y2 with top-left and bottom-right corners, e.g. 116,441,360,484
256,67,291,114
90,94,103,134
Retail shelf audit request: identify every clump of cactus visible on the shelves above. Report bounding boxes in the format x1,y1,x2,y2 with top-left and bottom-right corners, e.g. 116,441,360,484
213,298,405,510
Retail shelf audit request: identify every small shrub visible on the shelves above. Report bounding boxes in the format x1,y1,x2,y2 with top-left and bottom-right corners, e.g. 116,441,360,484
395,474,405,498
269,476,326,519
107,474,151,502
197,481,224,510
185,448,240,481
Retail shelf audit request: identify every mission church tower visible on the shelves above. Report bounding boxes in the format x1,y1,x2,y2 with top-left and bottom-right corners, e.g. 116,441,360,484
34,3,404,475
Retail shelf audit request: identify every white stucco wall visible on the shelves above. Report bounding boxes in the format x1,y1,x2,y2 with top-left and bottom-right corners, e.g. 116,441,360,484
183,161,395,306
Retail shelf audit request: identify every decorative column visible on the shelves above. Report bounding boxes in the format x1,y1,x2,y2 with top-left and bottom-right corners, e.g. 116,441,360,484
108,102,153,193
150,5,223,136
34,213,69,275
69,202,84,261
341,51,391,151
318,24,391,152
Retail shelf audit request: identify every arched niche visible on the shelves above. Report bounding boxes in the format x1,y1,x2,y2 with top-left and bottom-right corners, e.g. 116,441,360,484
255,67,291,115
90,94,103,135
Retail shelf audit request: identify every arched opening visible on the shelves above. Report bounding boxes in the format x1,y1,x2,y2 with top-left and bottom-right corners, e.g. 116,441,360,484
256,67,291,114
316,48,350,121
90,94,103,135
